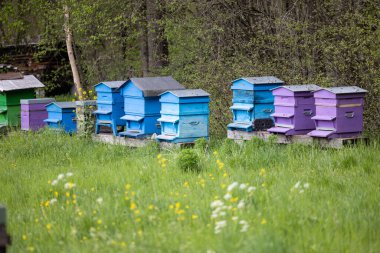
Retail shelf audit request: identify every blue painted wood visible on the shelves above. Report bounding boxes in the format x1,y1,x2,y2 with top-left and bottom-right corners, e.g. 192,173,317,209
44,102,76,133
228,76,284,131
156,89,210,143
94,81,126,136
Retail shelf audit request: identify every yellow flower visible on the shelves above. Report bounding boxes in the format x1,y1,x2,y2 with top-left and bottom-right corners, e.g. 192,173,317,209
175,202,181,209
78,211,83,217
54,191,59,198
223,172,228,178
169,204,174,209
130,202,137,210
79,88,82,91
48,180,51,185
66,192,70,198
120,242,127,247
72,99,75,102
262,182,266,187
191,214,198,220
134,210,140,215
213,151,218,156
72,200,77,204
44,201,50,207
46,223,52,231
97,219,102,225
93,96,97,100
148,204,155,210
183,181,189,188
22,234,28,240
79,96,83,100
230,197,239,203
35,218,39,223
137,230,143,237
185,205,189,209
157,154,162,159
74,92,77,97
135,218,141,222
89,90,93,94
259,168,266,177
177,216,185,221
72,194,77,200
83,91,87,95
261,218,267,225
175,209,185,215
125,184,131,190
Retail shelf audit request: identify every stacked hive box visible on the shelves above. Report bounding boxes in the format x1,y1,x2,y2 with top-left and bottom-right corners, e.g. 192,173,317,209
44,102,77,133
268,84,320,135
0,74,44,127
308,86,367,138
228,76,284,132
118,76,185,138
21,98,55,131
94,81,126,136
156,89,210,143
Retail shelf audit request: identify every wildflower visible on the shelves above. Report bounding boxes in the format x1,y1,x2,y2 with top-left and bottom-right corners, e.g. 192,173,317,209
57,174,65,180
237,200,245,209
46,223,52,231
227,182,239,192
175,209,185,215
50,198,57,205
96,197,103,204
230,197,238,203
65,192,70,198
51,180,58,186
83,91,87,95
64,182,76,190
211,213,218,219
125,184,131,190
35,219,39,223
27,246,35,252
157,154,162,159
300,189,304,194
120,242,127,247
134,210,140,215
239,220,249,232
22,234,27,240
79,96,83,100
183,181,189,188
239,183,247,190
66,172,73,177
192,214,198,220
74,92,77,97
130,202,137,210
93,96,97,100
294,181,301,189
304,183,310,189
223,193,232,200
232,216,238,221
261,182,266,187
261,218,267,225
148,204,155,210
213,151,218,156
97,219,102,225
54,191,59,198
259,168,266,177
175,202,181,209
247,186,256,193
72,194,77,199
89,90,93,94
44,201,50,207
135,218,141,222
223,172,228,178
214,220,227,234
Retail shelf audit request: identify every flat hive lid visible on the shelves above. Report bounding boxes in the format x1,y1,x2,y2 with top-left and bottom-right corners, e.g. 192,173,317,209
161,89,210,97
322,86,368,94
47,102,76,109
274,84,320,92
21,98,55,104
95,81,126,89
0,75,45,92
234,76,284,85
129,76,185,97
75,100,96,106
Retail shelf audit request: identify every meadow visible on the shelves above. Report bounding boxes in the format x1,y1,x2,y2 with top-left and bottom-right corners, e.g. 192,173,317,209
0,130,379,253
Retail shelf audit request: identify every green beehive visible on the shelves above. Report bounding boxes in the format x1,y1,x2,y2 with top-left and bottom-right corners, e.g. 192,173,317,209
0,73,45,127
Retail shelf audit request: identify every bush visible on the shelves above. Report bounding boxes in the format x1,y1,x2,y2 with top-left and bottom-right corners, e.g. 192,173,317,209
177,148,200,172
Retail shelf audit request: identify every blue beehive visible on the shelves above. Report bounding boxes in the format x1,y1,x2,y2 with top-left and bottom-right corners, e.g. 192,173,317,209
118,76,185,138
44,102,76,133
227,76,284,131
94,81,126,136
156,89,210,143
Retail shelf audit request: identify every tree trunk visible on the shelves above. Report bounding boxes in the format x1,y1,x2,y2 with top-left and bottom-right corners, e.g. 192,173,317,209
64,5,83,96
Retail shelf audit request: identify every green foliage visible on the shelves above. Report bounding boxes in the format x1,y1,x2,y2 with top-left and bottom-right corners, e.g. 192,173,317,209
177,148,200,172
194,137,208,152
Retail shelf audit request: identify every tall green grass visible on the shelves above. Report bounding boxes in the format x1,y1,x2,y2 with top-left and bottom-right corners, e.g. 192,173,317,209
0,130,379,252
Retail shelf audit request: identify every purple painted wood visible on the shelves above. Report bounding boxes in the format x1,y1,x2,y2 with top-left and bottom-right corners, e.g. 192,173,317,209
308,86,367,139
268,84,320,135
20,98,55,131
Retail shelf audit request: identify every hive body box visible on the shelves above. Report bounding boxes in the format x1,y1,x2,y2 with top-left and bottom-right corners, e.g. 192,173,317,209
44,102,77,133
20,98,55,131
308,86,367,139
94,81,125,136
156,89,210,143
268,84,320,135
119,76,185,138
227,76,284,132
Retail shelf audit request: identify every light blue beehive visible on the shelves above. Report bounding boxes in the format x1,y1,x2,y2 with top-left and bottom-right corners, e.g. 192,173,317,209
44,102,76,133
156,89,210,143
228,76,284,132
94,81,126,136
118,76,185,138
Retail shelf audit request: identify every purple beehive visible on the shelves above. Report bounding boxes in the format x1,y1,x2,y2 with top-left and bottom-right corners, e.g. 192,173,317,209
268,84,320,135
21,98,55,131
308,86,367,139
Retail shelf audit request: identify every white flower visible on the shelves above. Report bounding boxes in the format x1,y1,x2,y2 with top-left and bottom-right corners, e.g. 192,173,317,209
210,200,224,209
239,220,249,232
215,220,227,228
232,216,239,221
51,180,58,186
57,174,65,180
303,183,310,189
211,213,219,219
239,220,248,225
299,189,304,194
66,172,73,177
219,211,226,216
227,182,239,192
247,186,256,193
237,200,245,209
64,182,76,189
294,181,301,189
239,183,247,190
223,193,232,200
96,197,103,204
50,198,57,205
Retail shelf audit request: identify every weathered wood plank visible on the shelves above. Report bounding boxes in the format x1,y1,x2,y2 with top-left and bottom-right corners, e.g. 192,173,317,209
92,134,152,148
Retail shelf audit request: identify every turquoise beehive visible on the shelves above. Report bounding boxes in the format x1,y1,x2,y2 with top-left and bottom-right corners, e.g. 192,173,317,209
156,89,210,143
44,102,76,133
228,76,284,131
118,76,185,138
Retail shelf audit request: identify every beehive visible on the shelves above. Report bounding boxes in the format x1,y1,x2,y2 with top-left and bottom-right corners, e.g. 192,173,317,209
20,98,55,131
118,76,185,138
94,81,125,136
0,74,44,127
156,89,210,143
308,86,367,138
228,76,284,132
268,84,320,135
44,102,77,133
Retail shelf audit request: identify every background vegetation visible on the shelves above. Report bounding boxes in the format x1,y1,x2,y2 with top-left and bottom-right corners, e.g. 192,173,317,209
1,0,379,136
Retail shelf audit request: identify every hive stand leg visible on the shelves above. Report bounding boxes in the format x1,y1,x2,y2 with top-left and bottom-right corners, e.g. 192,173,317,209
112,121,118,136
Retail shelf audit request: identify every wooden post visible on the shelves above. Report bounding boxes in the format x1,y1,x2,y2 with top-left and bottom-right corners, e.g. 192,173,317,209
0,205,10,253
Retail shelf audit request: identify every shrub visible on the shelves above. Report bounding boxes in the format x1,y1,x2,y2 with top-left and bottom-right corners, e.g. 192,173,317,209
177,148,200,172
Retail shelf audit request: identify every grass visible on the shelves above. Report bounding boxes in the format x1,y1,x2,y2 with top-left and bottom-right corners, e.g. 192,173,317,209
0,130,379,252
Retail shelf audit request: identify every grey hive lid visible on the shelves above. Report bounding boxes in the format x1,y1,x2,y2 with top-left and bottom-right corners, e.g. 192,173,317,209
322,86,368,94
48,102,76,109
75,100,96,106
275,84,321,92
0,75,45,92
129,76,185,97
21,98,56,104
234,76,284,85
95,81,126,89
162,89,210,97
